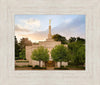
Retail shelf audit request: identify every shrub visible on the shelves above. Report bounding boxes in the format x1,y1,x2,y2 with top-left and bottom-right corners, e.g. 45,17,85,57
15,65,27,68
28,65,32,67
32,65,46,69
16,60,29,63
68,62,75,66
32,65,41,69
66,65,85,70
34,65,40,68
61,65,64,68
54,67,68,70
15,57,19,60
54,66,69,70
23,57,26,60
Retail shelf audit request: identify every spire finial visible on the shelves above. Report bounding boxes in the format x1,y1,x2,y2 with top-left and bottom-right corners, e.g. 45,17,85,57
49,19,51,25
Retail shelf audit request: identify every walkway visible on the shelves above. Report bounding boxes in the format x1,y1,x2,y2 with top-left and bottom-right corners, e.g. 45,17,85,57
46,67,54,70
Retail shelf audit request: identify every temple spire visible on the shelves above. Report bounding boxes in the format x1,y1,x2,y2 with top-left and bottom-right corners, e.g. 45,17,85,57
48,19,52,39
49,19,51,26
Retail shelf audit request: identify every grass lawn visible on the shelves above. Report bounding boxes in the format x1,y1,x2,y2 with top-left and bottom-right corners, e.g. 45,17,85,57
15,67,33,70
15,67,46,70
15,65,46,70
66,65,85,70
54,65,85,70
15,65,85,70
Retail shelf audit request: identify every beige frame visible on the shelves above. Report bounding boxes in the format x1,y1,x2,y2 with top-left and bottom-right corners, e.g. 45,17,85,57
0,0,100,85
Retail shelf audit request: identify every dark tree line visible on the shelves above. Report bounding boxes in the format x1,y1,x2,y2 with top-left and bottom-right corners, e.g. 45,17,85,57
52,34,85,66
68,38,85,65
15,36,32,60
52,34,85,45
52,34,68,44
15,36,20,58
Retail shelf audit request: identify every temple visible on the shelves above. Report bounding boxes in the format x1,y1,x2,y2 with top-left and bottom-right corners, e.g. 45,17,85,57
25,20,68,67
48,19,52,39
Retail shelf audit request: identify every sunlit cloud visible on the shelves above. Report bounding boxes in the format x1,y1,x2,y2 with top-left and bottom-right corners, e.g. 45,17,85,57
21,31,48,42
22,18,41,28
16,18,41,33
15,15,85,42
15,25,30,32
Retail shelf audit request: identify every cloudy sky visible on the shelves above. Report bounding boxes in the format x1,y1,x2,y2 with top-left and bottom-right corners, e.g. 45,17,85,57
15,15,85,42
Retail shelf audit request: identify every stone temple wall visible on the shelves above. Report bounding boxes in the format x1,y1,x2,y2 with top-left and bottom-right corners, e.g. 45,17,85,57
26,39,61,66
25,39,68,67
26,45,40,65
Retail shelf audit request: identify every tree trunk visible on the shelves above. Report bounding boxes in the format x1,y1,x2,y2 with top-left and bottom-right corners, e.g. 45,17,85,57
60,62,62,67
54,62,56,67
39,60,41,67
45,62,46,67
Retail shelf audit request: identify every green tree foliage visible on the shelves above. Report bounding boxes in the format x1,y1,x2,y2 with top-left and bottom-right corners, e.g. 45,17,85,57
31,46,49,67
19,48,26,60
69,37,76,43
19,38,32,49
68,37,85,65
51,44,69,67
17,38,32,60
15,36,20,59
76,45,85,65
52,34,67,44
77,37,85,44
15,37,33,60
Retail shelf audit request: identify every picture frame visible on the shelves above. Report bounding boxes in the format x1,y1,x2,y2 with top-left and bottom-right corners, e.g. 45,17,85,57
0,0,100,85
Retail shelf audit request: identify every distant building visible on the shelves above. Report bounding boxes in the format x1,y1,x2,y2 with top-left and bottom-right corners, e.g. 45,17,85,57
26,20,68,67
23,38,33,46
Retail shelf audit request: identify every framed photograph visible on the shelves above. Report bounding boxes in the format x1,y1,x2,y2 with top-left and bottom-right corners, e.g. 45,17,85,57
0,0,100,85
15,15,85,71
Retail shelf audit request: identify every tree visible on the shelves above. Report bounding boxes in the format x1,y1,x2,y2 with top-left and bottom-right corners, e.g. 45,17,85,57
68,39,85,65
19,38,32,49
52,34,67,44
31,46,49,67
77,37,85,44
76,45,85,65
69,37,76,43
19,48,26,60
68,42,79,64
51,44,69,67
15,36,20,59
18,38,32,60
